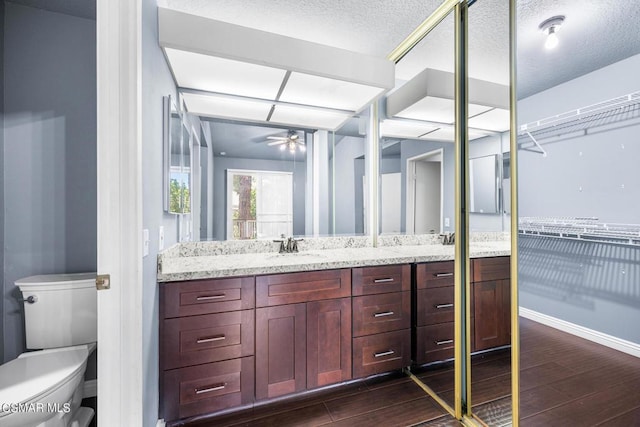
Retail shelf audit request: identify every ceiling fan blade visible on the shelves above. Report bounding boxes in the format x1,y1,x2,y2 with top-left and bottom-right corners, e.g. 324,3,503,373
298,140,306,145
267,140,287,146
267,136,287,140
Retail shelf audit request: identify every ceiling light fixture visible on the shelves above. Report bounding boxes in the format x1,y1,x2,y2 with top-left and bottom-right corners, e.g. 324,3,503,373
158,8,395,131
539,15,565,50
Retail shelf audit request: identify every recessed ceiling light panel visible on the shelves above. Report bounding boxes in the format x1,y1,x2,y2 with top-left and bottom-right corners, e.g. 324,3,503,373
280,72,385,112
165,48,286,99
182,92,272,122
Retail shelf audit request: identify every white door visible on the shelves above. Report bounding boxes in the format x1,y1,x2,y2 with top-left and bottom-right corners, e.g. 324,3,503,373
414,160,442,234
381,173,402,233
97,0,143,425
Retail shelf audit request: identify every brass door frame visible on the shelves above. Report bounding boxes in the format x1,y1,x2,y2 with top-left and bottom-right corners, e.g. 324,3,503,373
382,1,520,425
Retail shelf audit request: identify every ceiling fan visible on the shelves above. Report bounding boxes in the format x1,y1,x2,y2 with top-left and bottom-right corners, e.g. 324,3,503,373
266,130,306,153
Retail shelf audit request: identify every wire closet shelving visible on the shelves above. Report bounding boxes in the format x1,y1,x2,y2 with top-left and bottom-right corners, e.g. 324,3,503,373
519,217,640,247
517,91,640,155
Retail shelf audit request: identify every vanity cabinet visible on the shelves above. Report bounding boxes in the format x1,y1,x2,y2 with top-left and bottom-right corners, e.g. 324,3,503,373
159,257,511,424
471,257,511,351
255,269,352,400
415,261,456,364
352,265,411,377
160,277,256,423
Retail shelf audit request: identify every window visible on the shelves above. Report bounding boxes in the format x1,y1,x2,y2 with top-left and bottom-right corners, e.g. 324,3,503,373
226,169,293,240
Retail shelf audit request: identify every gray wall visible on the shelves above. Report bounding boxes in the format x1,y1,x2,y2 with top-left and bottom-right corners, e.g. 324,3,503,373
2,3,96,363
212,156,306,240
141,0,179,423
518,53,640,343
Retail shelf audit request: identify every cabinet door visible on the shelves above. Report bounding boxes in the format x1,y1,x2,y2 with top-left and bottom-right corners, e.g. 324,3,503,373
472,279,511,351
306,298,352,389
255,304,306,400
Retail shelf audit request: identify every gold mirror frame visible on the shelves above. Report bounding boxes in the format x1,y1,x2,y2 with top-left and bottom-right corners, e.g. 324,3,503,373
378,0,519,425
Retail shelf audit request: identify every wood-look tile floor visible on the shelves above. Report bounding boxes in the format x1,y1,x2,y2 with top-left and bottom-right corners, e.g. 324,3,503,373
191,318,640,426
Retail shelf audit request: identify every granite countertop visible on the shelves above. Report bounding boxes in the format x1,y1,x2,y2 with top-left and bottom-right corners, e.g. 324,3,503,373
157,235,511,282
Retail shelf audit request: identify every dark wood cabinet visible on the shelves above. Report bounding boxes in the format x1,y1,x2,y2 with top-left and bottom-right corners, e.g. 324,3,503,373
306,298,352,389
352,292,410,337
255,303,307,400
159,257,511,424
414,261,455,364
471,257,511,352
472,278,511,351
255,269,352,400
352,265,411,377
160,277,256,424
353,329,411,378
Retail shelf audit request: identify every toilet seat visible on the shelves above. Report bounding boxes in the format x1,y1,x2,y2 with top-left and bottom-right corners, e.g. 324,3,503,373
0,345,90,409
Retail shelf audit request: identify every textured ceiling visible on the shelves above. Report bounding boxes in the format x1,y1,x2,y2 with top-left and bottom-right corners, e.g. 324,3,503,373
6,0,95,20
160,0,640,98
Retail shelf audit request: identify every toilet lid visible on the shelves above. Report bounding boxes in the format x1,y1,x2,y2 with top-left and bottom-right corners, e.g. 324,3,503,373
0,346,88,406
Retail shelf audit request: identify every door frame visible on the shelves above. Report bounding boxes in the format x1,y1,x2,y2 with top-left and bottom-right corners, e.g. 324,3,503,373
405,148,444,234
96,0,143,425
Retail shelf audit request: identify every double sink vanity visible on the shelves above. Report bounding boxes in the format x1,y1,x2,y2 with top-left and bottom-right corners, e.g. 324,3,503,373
157,235,511,425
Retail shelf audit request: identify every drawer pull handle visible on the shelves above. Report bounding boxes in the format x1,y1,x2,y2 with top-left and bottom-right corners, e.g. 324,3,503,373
195,383,226,395
374,311,395,318
196,294,226,301
373,278,395,283
435,339,454,346
435,303,454,309
374,350,395,358
196,335,226,344
434,273,453,278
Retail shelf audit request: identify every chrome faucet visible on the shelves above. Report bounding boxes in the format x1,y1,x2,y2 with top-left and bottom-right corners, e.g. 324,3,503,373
274,235,304,253
440,232,455,245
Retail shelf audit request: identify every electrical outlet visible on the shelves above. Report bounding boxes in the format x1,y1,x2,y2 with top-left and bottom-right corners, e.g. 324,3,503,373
159,226,165,250
143,229,149,257
444,217,450,227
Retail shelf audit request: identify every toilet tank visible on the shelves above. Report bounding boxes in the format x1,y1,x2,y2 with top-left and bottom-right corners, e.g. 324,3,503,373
16,273,97,350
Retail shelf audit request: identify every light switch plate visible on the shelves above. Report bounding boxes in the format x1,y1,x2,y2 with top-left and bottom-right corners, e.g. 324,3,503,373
444,217,450,227
143,229,150,257
159,226,165,250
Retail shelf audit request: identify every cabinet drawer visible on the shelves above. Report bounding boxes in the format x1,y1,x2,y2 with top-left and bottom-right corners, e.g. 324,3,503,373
352,264,410,296
416,262,455,289
162,310,255,370
256,269,350,307
162,356,254,422
162,277,255,318
415,323,455,365
416,287,454,326
353,329,410,378
472,256,510,282
352,292,410,337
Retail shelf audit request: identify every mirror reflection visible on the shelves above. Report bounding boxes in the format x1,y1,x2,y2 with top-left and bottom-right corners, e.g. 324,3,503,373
468,0,513,424
193,115,367,241
164,95,192,214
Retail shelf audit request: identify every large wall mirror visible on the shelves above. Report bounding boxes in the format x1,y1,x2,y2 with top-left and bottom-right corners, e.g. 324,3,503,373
163,95,192,214
185,113,370,241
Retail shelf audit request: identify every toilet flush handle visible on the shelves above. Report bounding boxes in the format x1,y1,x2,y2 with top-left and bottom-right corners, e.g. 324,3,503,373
23,295,38,304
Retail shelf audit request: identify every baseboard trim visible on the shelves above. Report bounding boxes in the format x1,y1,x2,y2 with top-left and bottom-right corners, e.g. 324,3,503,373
83,379,97,398
520,307,640,358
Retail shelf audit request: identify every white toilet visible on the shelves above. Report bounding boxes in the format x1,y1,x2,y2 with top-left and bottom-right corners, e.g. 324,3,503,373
0,273,97,427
